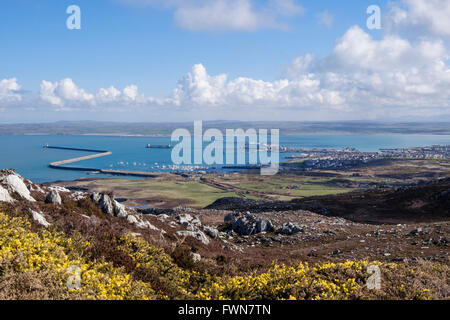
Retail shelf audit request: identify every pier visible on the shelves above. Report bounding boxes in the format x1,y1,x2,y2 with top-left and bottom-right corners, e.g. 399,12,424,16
146,144,173,149
46,145,157,178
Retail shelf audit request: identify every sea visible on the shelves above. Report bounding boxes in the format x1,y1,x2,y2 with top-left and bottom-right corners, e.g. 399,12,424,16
0,134,449,184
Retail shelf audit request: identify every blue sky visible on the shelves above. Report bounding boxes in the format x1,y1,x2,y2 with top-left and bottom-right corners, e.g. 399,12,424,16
0,0,449,122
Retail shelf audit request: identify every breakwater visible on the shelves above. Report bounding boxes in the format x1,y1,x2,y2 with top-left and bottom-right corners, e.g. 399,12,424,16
46,146,157,178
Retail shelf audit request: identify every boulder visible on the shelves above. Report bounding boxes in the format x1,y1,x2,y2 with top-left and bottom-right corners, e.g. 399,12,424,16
127,214,160,231
0,174,35,202
45,190,62,205
225,212,274,236
176,214,193,226
203,225,219,239
409,227,423,236
280,222,304,235
30,210,50,228
232,215,257,236
92,193,114,216
256,219,275,233
191,252,201,263
176,230,210,245
0,185,14,203
113,200,128,218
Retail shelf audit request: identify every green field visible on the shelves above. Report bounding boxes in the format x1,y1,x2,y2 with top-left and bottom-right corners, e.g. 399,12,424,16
70,178,241,208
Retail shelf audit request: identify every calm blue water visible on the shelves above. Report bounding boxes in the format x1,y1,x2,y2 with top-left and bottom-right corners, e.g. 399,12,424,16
0,134,449,183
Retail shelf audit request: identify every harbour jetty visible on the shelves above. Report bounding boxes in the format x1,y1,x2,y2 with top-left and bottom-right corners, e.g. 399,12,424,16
146,144,173,149
45,145,157,178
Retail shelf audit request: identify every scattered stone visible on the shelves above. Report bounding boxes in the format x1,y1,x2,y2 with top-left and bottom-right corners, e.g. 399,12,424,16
433,237,448,246
157,214,170,221
49,186,71,193
409,228,423,236
45,190,62,205
70,192,87,201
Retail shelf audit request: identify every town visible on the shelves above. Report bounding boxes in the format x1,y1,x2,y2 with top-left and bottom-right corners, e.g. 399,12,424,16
282,145,450,170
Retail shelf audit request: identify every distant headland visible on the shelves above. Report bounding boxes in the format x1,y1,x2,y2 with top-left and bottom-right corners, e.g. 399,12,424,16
1,121,450,136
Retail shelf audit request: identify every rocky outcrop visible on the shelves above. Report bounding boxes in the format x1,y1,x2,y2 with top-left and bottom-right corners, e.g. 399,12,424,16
0,173,35,202
191,252,201,263
225,212,275,236
113,200,128,218
127,214,160,231
280,222,304,235
203,225,219,239
0,185,14,203
176,214,202,231
45,190,62,205
176,230,210,245
91,192,130,218
92,193,114,216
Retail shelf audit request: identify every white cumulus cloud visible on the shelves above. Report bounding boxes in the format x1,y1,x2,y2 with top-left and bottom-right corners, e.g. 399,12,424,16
387,0,450,37
0,78,22,103
118,0,304,31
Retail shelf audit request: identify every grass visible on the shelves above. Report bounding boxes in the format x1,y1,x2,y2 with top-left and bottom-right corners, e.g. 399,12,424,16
220,175,356,198
72,178,241,208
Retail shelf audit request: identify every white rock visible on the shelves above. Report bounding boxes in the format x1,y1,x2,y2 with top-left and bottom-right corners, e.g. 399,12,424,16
176,230,210,245
113,200,128,218
203,226,219,239
176,214,193,226
127,214,139,225
30,210,50,228
157,214,170,222
127,214,160,231
46,190,62,205
27,183,45,194
70,192,87,201
191,252,201,263
0,185,14,203
49,186,71,193
0,174,35,202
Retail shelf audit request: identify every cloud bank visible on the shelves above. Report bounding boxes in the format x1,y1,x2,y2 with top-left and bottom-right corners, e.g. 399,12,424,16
1,0,450,121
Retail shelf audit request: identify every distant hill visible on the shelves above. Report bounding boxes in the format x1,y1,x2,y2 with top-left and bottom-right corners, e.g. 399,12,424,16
1,120,450,135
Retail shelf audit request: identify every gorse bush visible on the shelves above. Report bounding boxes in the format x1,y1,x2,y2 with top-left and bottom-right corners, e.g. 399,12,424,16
0,212,448,300
0,213,154,300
